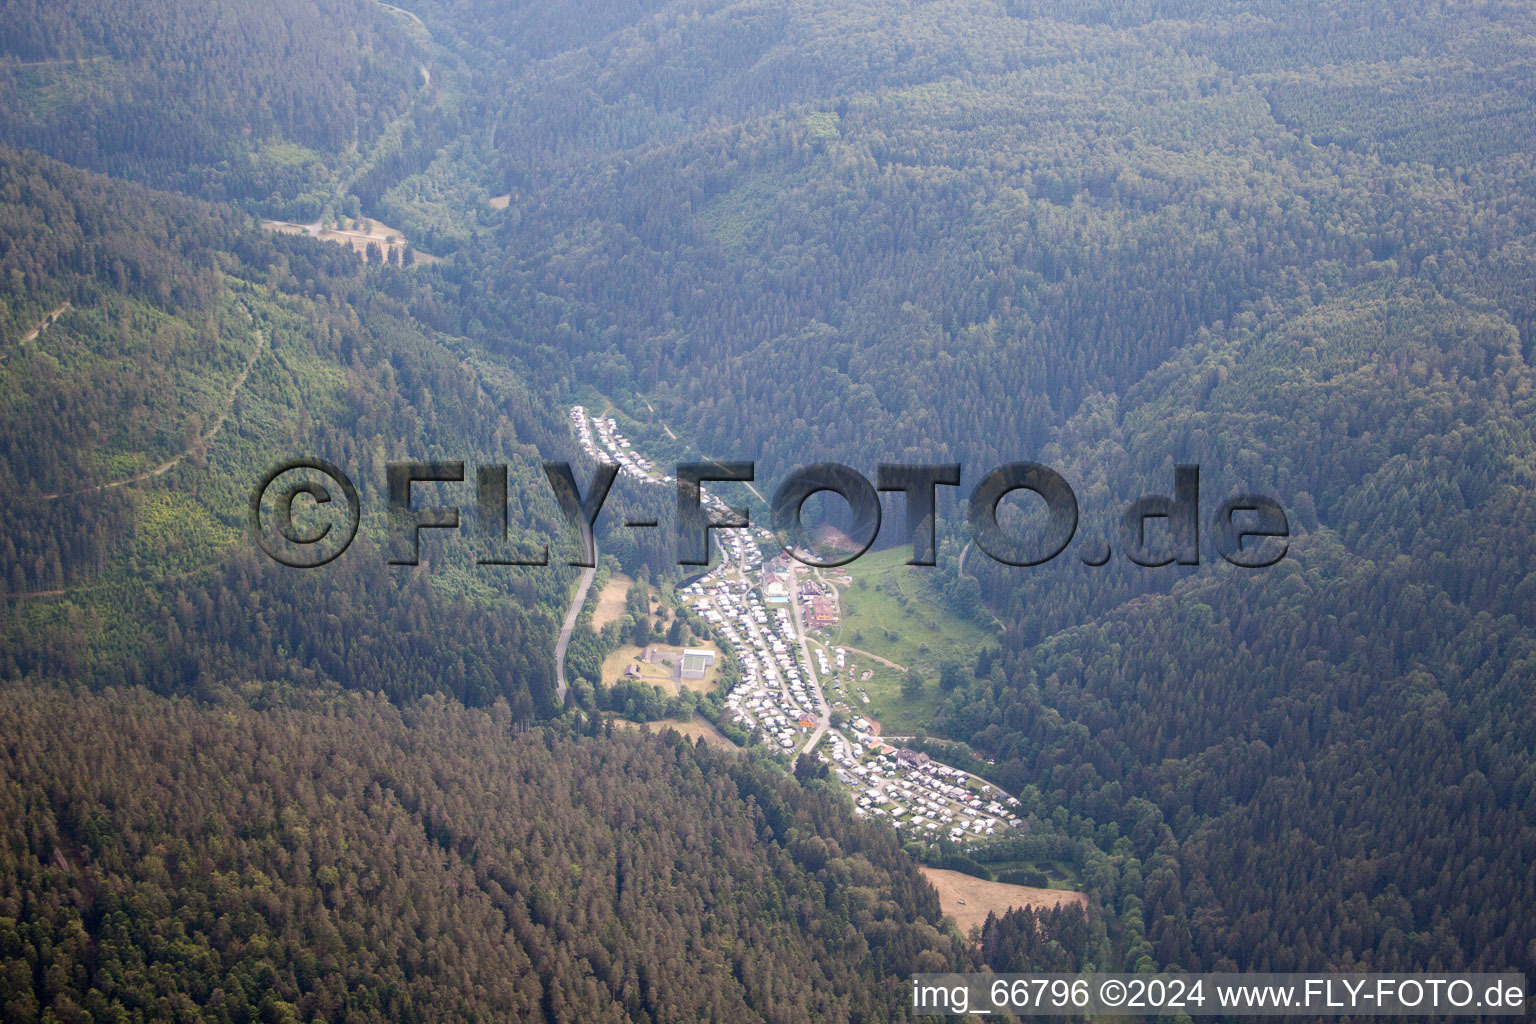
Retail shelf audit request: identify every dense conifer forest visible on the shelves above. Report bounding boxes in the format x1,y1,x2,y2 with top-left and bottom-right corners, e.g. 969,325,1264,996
1,0,1533,1015
0,0,425,215
0,685,968,1021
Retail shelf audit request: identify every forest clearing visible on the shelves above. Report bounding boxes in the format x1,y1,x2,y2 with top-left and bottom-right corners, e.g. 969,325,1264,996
921,869,1087,936
591,572,634,629
262,216,435,263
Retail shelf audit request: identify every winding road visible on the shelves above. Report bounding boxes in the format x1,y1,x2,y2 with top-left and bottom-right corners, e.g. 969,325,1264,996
18,301,69,346
374,1,425,30
373,1,432,89
2,301,71,366
553,563,596,706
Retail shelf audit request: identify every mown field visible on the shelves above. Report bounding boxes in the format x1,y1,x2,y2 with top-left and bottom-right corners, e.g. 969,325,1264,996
921,868,1087,937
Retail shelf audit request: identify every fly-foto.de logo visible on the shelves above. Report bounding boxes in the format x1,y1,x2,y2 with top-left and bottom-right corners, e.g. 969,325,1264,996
249,459,1289,571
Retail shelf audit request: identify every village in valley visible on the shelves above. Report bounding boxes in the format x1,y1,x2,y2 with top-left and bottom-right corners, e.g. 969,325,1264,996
570,405,1026,846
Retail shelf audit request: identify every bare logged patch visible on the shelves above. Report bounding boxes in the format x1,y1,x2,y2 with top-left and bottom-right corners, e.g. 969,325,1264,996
920,868,1087,937
261,217,439,264
488,193,511,210
591,572,633,630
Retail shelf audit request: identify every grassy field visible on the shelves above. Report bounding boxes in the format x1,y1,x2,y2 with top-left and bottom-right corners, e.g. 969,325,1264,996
854,663,936,737
826,546,996,733
591,572,634,630
920,868,1087,937
601,644,668,687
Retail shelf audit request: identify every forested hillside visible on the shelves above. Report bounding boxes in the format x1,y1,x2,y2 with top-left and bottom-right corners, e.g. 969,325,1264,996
0,146,573,717
1,0,1533,1004
0,685,968,1022
418,0,1536,484
933,277,1536,972
0,0,428,216
371,0,1536,980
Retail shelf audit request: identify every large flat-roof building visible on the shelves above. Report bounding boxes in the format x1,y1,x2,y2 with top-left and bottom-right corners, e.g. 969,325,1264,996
681,647,716,679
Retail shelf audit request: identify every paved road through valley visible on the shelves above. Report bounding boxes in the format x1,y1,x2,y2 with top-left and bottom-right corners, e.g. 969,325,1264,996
554,563,596,705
